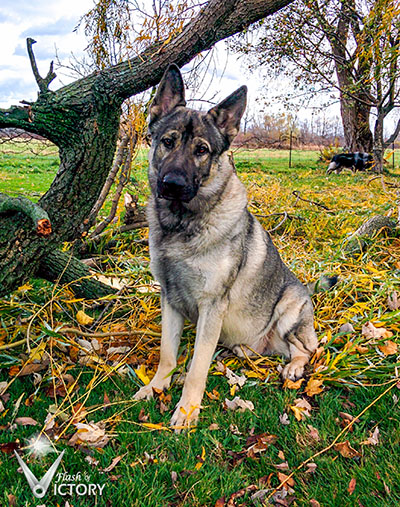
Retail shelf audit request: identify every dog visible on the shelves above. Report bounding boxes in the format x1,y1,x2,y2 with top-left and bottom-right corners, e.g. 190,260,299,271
134,64,318,430
327,152,373,174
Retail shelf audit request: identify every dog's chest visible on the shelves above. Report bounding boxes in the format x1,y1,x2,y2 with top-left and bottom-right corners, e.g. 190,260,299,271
150,242,236,323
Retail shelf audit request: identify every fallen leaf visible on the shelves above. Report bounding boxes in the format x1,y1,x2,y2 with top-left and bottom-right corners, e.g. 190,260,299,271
224,396,254,412
76,310,94,326
307,425,320,441
339,323,355,334
306,463,317,474
305,378,324,397
208,423,219,431
279,412,290,425
103,455,123,473
277,471,295,488
378,340,398,356
362,322,392,339
348,477,356,495
85,456,99,466
310,500,321,507
362,427,379,446
283,378,304,390
334,440,361,458
68,421,109,448
387,291,400,311
206,389,220,400
134,364,152,385
195,446,206,470
15,417,38,426
12,363,47,377
274,461,289,470
290,398,312,421
7,493,16,507
0,441,19,454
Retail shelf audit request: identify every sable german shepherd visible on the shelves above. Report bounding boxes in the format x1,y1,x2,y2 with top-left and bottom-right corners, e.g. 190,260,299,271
134,65,318,430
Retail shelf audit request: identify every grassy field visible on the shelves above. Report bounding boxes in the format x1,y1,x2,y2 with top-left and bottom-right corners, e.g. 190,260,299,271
1,143,400,506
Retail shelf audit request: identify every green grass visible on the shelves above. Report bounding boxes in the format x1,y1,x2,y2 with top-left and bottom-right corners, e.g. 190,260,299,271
1,143,400,506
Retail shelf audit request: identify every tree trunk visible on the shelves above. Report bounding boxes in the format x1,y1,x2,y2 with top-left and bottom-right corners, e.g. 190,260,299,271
340,98,374,153
0,0,293,298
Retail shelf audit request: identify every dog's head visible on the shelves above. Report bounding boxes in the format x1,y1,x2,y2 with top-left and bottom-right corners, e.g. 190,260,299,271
148,64,247,203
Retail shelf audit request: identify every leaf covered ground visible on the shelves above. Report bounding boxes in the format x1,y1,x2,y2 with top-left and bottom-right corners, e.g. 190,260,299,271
1,145,400,506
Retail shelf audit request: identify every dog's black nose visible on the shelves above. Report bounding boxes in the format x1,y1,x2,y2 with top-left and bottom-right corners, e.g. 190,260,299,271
158,172,190,201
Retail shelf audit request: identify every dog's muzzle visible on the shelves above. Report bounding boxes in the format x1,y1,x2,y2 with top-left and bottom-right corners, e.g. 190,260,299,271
157,171,197,202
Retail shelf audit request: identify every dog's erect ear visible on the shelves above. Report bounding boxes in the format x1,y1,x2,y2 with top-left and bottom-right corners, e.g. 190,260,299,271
207,86,247,144
150,64,186,125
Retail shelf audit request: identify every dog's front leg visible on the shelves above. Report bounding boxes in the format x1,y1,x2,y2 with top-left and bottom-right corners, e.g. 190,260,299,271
134,296,184,400
170,301,227,432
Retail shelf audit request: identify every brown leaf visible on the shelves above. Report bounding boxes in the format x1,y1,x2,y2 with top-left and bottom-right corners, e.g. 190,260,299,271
68,421,110,448
103,392,111,408
378,340,398,356
277,471,295,488
362,322,392,339
306,463,317,474
138,408,149,422
348,477,356,495
0,441,19,454
7,494,16,507
208,423,220,431
13,363,47,377
307,425,320,441
103,455,123,473
387,291,400,311
305,378,324,397
283,378,304,390
339,323,355,334
334,440,361,459
290,398,312,421
362,427,379,446
15,417,38,427
310,500,321,507
224,396,254,412
274,461,289,470
215,497,226,507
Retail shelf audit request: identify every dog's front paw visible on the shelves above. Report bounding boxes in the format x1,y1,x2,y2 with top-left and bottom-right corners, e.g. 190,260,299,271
134,376,171,401
282,357,307,381
170,398,201,433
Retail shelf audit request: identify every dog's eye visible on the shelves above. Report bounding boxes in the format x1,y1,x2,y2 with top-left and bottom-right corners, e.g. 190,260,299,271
196,145,209,156
162,138,174,149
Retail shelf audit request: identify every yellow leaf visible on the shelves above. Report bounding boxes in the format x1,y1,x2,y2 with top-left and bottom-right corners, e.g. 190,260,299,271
76,310,94,326
283,378,304,390
195,446,206,470
290,405,304,421
378,340,398,356
230,384,237,396
305,379,324,397
134,364,151,385
29,341,46,362
141,422,169,431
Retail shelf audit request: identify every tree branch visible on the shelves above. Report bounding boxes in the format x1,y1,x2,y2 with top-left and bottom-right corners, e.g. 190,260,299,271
0,194,51,236
26,38,57,94
384,118,400,149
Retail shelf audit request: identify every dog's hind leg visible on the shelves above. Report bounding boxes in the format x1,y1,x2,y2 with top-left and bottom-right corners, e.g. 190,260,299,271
134,297,184,400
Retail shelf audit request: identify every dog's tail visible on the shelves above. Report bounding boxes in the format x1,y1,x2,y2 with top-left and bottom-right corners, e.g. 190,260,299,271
307,275,338,295
326,162,337,174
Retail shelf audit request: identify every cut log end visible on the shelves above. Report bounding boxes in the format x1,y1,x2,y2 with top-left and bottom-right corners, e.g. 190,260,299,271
36,218,52,237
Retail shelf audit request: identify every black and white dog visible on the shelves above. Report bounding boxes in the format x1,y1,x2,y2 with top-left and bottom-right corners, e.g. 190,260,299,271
327,152,373,174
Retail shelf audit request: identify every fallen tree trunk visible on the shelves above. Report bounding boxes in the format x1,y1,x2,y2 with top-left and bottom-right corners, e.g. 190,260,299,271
0,0,293,298
344,215,397,254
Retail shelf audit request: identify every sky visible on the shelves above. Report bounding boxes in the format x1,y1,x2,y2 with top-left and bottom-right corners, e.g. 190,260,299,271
0,0,261,112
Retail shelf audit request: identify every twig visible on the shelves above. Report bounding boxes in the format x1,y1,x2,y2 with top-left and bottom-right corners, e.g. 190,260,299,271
266,378,399,501
59,327,161,338
292,190,333,211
